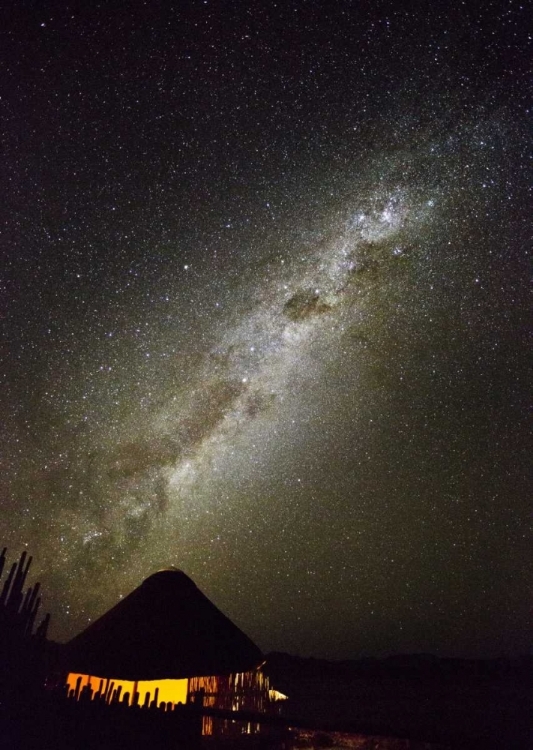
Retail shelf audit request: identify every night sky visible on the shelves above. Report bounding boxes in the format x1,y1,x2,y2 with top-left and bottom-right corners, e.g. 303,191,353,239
1,0,531,659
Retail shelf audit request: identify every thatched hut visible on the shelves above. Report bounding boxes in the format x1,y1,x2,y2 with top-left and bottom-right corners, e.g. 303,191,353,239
64,569,285,735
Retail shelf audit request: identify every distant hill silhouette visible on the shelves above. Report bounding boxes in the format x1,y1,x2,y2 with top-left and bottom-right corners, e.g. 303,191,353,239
263,652,533,749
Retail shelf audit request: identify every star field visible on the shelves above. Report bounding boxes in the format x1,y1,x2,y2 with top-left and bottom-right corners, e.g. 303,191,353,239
1,0,531,658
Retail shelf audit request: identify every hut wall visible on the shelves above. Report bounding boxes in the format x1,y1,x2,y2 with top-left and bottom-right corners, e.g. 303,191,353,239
189,669,275,736
66,668,283,737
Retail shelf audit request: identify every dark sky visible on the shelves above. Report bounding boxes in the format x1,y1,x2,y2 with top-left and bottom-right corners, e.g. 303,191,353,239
1,0,531,659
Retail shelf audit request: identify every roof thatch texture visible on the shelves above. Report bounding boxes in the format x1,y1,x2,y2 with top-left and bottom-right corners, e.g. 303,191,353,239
65,570,263,681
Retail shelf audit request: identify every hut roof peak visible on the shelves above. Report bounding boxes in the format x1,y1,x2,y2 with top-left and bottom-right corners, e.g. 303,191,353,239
141,568,198,596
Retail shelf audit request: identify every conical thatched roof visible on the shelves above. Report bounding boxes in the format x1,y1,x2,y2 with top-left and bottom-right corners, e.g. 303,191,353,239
65,569,263,681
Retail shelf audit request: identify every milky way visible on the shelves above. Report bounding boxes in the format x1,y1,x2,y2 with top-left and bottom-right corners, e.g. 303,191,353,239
1,1,530,657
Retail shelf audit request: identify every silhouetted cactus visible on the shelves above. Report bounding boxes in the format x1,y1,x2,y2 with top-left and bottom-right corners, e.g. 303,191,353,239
0,549,49,640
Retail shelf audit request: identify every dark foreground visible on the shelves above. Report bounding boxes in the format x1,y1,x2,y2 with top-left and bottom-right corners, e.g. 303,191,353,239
1,549,530,749
264,652,533,750
2,655,531,749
